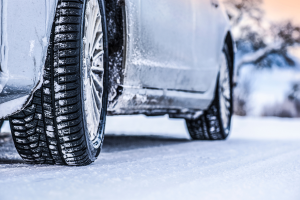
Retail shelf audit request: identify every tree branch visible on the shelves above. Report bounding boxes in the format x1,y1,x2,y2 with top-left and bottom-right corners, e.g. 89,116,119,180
236,42,282,75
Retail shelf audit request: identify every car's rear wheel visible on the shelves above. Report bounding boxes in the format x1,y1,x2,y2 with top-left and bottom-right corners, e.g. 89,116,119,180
186,43,233,140
0,120,4,132
9,0,108,166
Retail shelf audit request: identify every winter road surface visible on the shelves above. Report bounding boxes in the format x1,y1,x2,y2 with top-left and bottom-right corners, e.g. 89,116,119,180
0,116,300,200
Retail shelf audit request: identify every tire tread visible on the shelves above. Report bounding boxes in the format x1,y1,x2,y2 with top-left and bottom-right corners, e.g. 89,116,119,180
9,0,95,166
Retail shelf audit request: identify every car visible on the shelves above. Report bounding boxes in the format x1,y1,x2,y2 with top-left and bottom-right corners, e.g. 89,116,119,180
0,0,234,166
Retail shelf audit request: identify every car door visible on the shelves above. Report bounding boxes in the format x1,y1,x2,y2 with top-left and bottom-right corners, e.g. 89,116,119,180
124,0,220,92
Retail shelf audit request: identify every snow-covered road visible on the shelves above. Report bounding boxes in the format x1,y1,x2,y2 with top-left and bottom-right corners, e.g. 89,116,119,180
0,116,300,200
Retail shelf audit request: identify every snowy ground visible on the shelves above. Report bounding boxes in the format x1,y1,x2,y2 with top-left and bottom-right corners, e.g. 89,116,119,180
0,115,300,200
238,65,300,116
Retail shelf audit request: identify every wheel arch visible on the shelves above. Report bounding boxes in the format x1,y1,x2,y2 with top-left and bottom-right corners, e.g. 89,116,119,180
0,0,59,119
206,30,234,115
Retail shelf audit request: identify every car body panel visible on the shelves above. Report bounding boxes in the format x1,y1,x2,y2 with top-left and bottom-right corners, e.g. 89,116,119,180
108,0,231,114
108,76,217,117
123,0,228,92
0,0,58,118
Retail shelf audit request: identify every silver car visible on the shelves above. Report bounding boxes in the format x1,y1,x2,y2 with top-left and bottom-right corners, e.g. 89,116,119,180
0,0,234,166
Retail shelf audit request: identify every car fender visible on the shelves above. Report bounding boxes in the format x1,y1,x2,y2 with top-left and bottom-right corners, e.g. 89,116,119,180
207,2,233,107
0,0,58,118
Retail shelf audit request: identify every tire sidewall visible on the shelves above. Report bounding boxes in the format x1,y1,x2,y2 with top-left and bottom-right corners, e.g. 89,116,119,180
216,44,233,139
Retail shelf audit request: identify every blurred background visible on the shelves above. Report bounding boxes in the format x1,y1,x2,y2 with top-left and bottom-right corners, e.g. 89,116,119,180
224,0,300,118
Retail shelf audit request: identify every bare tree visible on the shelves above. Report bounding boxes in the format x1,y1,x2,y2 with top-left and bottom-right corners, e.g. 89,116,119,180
224,0,300,76
288,82,300,117
224,0,300,116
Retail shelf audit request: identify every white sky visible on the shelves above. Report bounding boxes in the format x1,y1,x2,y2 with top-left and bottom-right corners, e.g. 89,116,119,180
263,0,300,23
263,0,300,57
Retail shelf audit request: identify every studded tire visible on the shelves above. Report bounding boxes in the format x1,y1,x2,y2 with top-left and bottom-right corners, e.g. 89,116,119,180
186,43,233,140
9,0,108,166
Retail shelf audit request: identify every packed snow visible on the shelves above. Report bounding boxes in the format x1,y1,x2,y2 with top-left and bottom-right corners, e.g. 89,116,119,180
0,115,300,200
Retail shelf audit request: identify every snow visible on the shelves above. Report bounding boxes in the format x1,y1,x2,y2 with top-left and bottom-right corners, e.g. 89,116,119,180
28,40,35,57
44,88,50,95
0,0,9,94
105,115,189,138
238,65,300,116
0,115,300,200
0,95,29,119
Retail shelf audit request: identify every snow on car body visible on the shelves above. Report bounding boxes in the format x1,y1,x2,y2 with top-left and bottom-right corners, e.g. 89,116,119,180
112,0,232,116
0,0,234,166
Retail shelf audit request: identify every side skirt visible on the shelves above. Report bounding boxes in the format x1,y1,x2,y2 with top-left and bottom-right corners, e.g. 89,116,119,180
107,85,216,119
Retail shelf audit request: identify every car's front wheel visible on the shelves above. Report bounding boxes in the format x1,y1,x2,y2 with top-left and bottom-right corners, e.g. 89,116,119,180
186,43,233,140
9,0,108,166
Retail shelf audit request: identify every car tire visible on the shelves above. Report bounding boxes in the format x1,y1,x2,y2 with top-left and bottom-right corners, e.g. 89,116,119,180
0,120,3,131
186,43,233,140
9,0,108,166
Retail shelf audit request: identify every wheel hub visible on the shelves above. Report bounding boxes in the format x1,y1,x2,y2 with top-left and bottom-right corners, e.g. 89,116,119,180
82,0,104,147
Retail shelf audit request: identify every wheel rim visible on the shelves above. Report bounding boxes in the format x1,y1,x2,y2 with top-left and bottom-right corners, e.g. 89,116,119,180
83,0,104,147
219,52,231,135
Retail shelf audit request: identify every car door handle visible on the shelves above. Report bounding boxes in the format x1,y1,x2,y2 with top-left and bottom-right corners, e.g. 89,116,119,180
211,0,219,8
